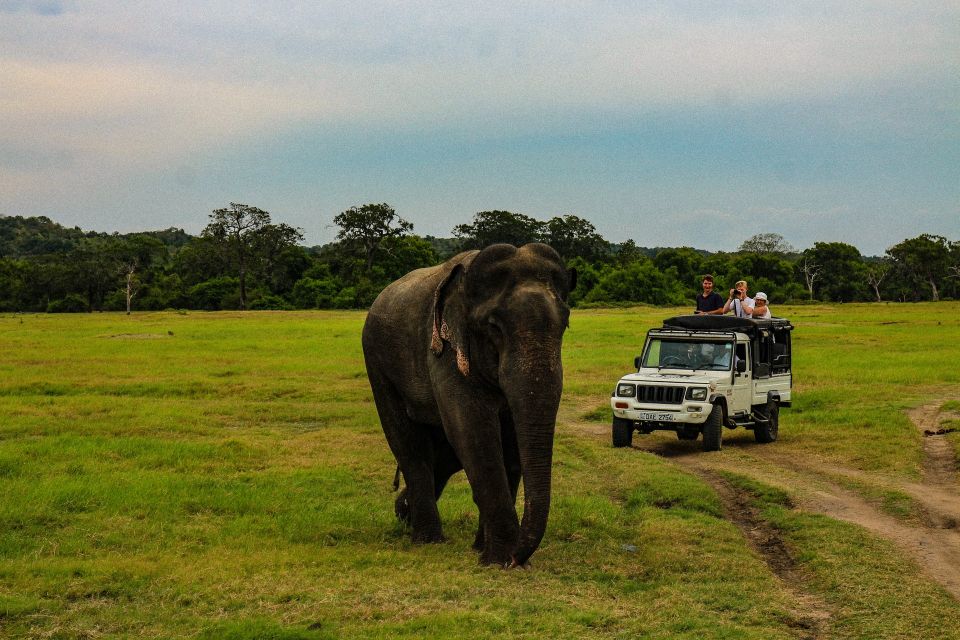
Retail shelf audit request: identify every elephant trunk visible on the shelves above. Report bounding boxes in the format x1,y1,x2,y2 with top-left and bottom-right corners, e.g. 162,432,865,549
511,418,556,566
502,333,563,566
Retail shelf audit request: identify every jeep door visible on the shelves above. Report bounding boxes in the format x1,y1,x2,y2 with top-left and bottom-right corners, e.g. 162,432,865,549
729,340,753,415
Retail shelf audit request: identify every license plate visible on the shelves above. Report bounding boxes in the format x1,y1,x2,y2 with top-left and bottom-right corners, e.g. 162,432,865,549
638,412,674,422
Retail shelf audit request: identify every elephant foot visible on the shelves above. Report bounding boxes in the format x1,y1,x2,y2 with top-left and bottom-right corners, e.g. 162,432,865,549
505,556,530,570
472,525,484,551
410,528,445,544
479,542,515,566
394,490,411,524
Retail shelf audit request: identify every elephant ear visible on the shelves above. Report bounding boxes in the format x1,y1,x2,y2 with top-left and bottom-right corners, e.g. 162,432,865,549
430,263,471,376
566,267,578,301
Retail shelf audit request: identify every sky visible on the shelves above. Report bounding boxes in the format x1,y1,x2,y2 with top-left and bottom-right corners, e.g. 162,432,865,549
2,1,958,255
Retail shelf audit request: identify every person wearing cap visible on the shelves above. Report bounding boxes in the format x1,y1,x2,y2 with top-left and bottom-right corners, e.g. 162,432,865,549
752,292,771,319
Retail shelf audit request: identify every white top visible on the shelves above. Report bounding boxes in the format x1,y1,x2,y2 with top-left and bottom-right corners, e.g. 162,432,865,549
752,307,771,319
732,296,754,318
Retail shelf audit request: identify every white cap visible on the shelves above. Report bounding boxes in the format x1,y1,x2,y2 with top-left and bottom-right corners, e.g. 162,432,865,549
754,291,768,301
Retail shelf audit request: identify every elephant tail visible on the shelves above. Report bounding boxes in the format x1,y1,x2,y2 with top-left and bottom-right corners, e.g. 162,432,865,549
392,465,401,491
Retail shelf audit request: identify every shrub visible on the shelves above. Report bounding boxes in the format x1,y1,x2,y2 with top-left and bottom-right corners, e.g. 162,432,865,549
187,277,241,310
248,295,294,311
46,294,89,313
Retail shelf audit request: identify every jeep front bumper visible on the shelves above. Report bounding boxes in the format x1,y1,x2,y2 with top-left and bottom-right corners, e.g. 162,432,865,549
610,400,711,426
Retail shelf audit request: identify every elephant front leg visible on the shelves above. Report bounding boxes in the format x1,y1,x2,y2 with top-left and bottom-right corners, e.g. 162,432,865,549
440,405,520,565
474,489,520,565
473,413,522,556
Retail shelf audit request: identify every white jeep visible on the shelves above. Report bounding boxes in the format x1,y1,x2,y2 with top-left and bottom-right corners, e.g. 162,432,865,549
610,315,793,451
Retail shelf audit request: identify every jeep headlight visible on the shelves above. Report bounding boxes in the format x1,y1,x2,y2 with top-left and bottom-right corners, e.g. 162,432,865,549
686,387,708,401
616,383,636,397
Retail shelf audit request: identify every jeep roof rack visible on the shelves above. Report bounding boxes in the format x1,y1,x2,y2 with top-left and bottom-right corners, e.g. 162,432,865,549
662,315,793,336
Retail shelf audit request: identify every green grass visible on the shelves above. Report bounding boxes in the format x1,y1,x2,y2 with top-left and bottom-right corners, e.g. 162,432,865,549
727,471,959,639
1,305,959,638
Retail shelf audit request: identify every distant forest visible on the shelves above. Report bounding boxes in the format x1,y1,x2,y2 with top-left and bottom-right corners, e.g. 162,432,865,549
1,205,957,313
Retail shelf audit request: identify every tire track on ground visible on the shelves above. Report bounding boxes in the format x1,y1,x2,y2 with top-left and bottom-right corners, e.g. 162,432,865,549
910,403,959,489
561,400,960,601
694,467,832,640
560,404,835,637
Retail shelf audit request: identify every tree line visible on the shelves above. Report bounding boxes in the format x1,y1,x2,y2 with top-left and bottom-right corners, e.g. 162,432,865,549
0,205,957,313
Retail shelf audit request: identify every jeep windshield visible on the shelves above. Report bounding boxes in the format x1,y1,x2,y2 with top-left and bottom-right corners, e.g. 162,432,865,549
642,339,733,371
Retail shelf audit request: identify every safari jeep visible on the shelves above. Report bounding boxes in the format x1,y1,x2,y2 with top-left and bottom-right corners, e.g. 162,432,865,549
610,315,793,451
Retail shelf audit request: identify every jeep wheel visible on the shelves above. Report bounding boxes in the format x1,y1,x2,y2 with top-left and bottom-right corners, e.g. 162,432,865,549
702,404,723,452
754,400,779,443
612,417,634,448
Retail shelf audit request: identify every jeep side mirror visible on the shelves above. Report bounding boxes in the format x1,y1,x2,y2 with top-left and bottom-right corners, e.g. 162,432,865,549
634,356,642,369
736,359,747,373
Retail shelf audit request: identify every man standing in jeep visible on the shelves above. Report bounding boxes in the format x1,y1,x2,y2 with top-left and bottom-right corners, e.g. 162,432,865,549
695,274,724,315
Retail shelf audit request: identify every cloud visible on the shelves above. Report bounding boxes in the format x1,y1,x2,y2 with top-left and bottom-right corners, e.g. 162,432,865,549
0,2,956,253
0,1,65,15
0,57,358,168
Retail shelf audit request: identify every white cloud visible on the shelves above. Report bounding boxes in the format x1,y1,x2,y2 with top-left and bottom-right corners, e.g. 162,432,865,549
0,1,956,251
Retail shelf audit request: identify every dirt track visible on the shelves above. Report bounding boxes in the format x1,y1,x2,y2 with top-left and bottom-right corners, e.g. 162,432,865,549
566,402,960,607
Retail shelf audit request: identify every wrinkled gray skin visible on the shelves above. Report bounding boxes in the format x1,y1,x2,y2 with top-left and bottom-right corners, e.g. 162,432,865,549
362,243,575,567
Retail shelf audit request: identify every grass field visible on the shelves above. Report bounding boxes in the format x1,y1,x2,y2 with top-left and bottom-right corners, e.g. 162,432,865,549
1,304,959,639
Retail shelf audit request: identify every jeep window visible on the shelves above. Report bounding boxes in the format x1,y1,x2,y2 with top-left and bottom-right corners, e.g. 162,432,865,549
735,343,747,371
642,339,733,371
754,331,771,378
771,328,792,374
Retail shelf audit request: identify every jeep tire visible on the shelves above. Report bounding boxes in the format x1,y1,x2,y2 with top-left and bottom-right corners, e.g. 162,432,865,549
677,426,699,441
702,403,723,452
612,417,634,448
754,400,779,444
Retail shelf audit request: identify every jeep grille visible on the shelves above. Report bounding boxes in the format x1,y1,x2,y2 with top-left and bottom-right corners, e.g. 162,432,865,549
636,385,685,405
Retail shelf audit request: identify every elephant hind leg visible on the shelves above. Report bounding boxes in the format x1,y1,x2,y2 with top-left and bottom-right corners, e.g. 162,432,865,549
368,370,444,543
398,455,445,544
393,436,463,525
395,488,411,524
431,437,463,500
395,437,461,527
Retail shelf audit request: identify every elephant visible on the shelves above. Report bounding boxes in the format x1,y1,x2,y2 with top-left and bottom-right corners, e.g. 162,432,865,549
362,243,575,567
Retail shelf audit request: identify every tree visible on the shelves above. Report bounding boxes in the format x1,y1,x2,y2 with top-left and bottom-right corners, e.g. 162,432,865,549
864,259,891,302
203,203,303,309
334,203,413,272
653,247,705,290
613,240,645,266
887,234,954,301
731,253,789,282
801,242,866,302
173,236,229,286
737,233,795,255
248,227,310,295
453,210,543,249
375,235,439,282
0,258,30,311
111,235,166,314
798,256,821,300
584,257,687,306
541,214,609,262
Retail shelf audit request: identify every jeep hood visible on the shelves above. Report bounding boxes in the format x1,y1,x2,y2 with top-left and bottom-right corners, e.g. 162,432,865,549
620,371,716,385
